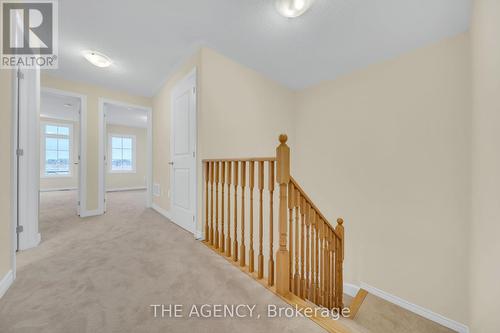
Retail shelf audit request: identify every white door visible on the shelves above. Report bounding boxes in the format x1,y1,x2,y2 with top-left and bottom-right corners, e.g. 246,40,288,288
170,70,197,234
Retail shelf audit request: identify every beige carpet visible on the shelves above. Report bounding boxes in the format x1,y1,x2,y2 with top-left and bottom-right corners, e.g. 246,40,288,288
0,190,325,333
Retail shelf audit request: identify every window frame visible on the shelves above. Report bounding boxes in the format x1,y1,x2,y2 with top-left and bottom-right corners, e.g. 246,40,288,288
40,121,74,178
108,133,137,174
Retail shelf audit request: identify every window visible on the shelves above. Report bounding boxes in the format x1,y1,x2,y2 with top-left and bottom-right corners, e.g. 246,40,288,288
42,123,72,177
109,134,136,172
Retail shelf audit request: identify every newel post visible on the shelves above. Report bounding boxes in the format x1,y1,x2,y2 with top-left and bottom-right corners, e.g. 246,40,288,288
276,134,290,296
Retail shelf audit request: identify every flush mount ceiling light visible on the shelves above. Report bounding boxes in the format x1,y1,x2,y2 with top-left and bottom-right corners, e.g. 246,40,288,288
82,50,112,68
275,0,314,18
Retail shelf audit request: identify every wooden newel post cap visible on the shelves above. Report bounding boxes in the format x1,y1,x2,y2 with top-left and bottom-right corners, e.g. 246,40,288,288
279,134,288,144
337,218,344,225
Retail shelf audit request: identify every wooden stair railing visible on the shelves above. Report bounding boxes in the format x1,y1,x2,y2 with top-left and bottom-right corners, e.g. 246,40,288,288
202,134,345,311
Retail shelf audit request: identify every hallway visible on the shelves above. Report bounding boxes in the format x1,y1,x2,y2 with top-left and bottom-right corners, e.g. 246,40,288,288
0,191,323,332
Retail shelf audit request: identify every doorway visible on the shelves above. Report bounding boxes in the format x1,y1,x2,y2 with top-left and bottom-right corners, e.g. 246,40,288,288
98,99,152,214
38,89,85,241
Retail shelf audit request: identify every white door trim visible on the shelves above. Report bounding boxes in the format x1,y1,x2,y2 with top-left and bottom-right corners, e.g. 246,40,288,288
98,98,153,213
169,67,198,235
41,87,88,217
16,68,40,251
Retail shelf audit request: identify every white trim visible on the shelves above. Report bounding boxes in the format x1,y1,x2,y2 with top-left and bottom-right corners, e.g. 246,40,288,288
17,68,40,251
194,230,203,240
41,87,87,218
99,98,153,213
107,133,137,173
40,187,77,192
40,120,74,178
79,209,102,218
359,282,469,333
11,68,17,281
344,283,360,298
0,270,14,299
106,187,147,192
151,203,172,220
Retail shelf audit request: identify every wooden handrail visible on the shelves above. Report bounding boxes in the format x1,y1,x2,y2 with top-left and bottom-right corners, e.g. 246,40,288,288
202,135,345,311
290,176,341,240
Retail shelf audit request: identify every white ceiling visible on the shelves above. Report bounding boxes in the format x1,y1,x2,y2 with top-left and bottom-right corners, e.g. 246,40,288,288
47,0,471,97
41,91,80,121
105,103,148,128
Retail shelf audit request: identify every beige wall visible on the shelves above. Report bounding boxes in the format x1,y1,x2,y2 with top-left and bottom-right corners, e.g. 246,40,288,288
470,0,500,332
197,48,295,232
39,117,79,191
294,34,471,324
106,125,147,190
41,75,152,211
152,48,295,234
152,51,202,210
0,70,13,280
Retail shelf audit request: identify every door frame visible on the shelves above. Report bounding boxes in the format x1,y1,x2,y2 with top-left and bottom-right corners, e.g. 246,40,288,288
169,68,198,235
98,98,153,213
41,87,88,217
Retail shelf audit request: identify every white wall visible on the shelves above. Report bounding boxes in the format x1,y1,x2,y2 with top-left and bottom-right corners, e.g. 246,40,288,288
293,33,471,324
39,117,79,191
106,124,147,190
470,0,500,332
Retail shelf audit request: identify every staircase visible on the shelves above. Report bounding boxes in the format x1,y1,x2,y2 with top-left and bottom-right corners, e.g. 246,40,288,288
202,134,347,331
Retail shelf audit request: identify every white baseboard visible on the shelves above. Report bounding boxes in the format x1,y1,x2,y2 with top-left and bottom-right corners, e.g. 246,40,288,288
79,209,103,218
106,187,147,192
0,270,14,299
194,229,203,240
359,282,469,333
151,203,172,220
40,187,77,192
344,283,360,297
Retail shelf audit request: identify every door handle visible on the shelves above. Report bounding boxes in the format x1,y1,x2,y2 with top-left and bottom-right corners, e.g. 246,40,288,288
168,162,174,165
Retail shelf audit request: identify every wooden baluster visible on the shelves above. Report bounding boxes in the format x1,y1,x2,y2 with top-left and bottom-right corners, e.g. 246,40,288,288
332,232,338,308
276,134,291,296
300,196,306,298
268,160,275,286
233,161,239,262
335,218,345,309
294,188,301,295
204,161,209,242
209,161,214,245
214,162,220,249
316,214,324,305
220,162,226,252
248,161,255,273
328,228,334,309
320,219,326,306
314,211,320,304
257,161,265,279
305,202,311,300
240,161,246,267
310,208,316,302
225,161,232,257
288,182,294,292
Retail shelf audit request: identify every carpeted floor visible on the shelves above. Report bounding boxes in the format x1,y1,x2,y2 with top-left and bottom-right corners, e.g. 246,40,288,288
0,190,326,333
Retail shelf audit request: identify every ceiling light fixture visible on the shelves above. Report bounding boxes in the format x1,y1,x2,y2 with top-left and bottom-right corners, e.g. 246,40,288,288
275,0,314,18
82,50,112,68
